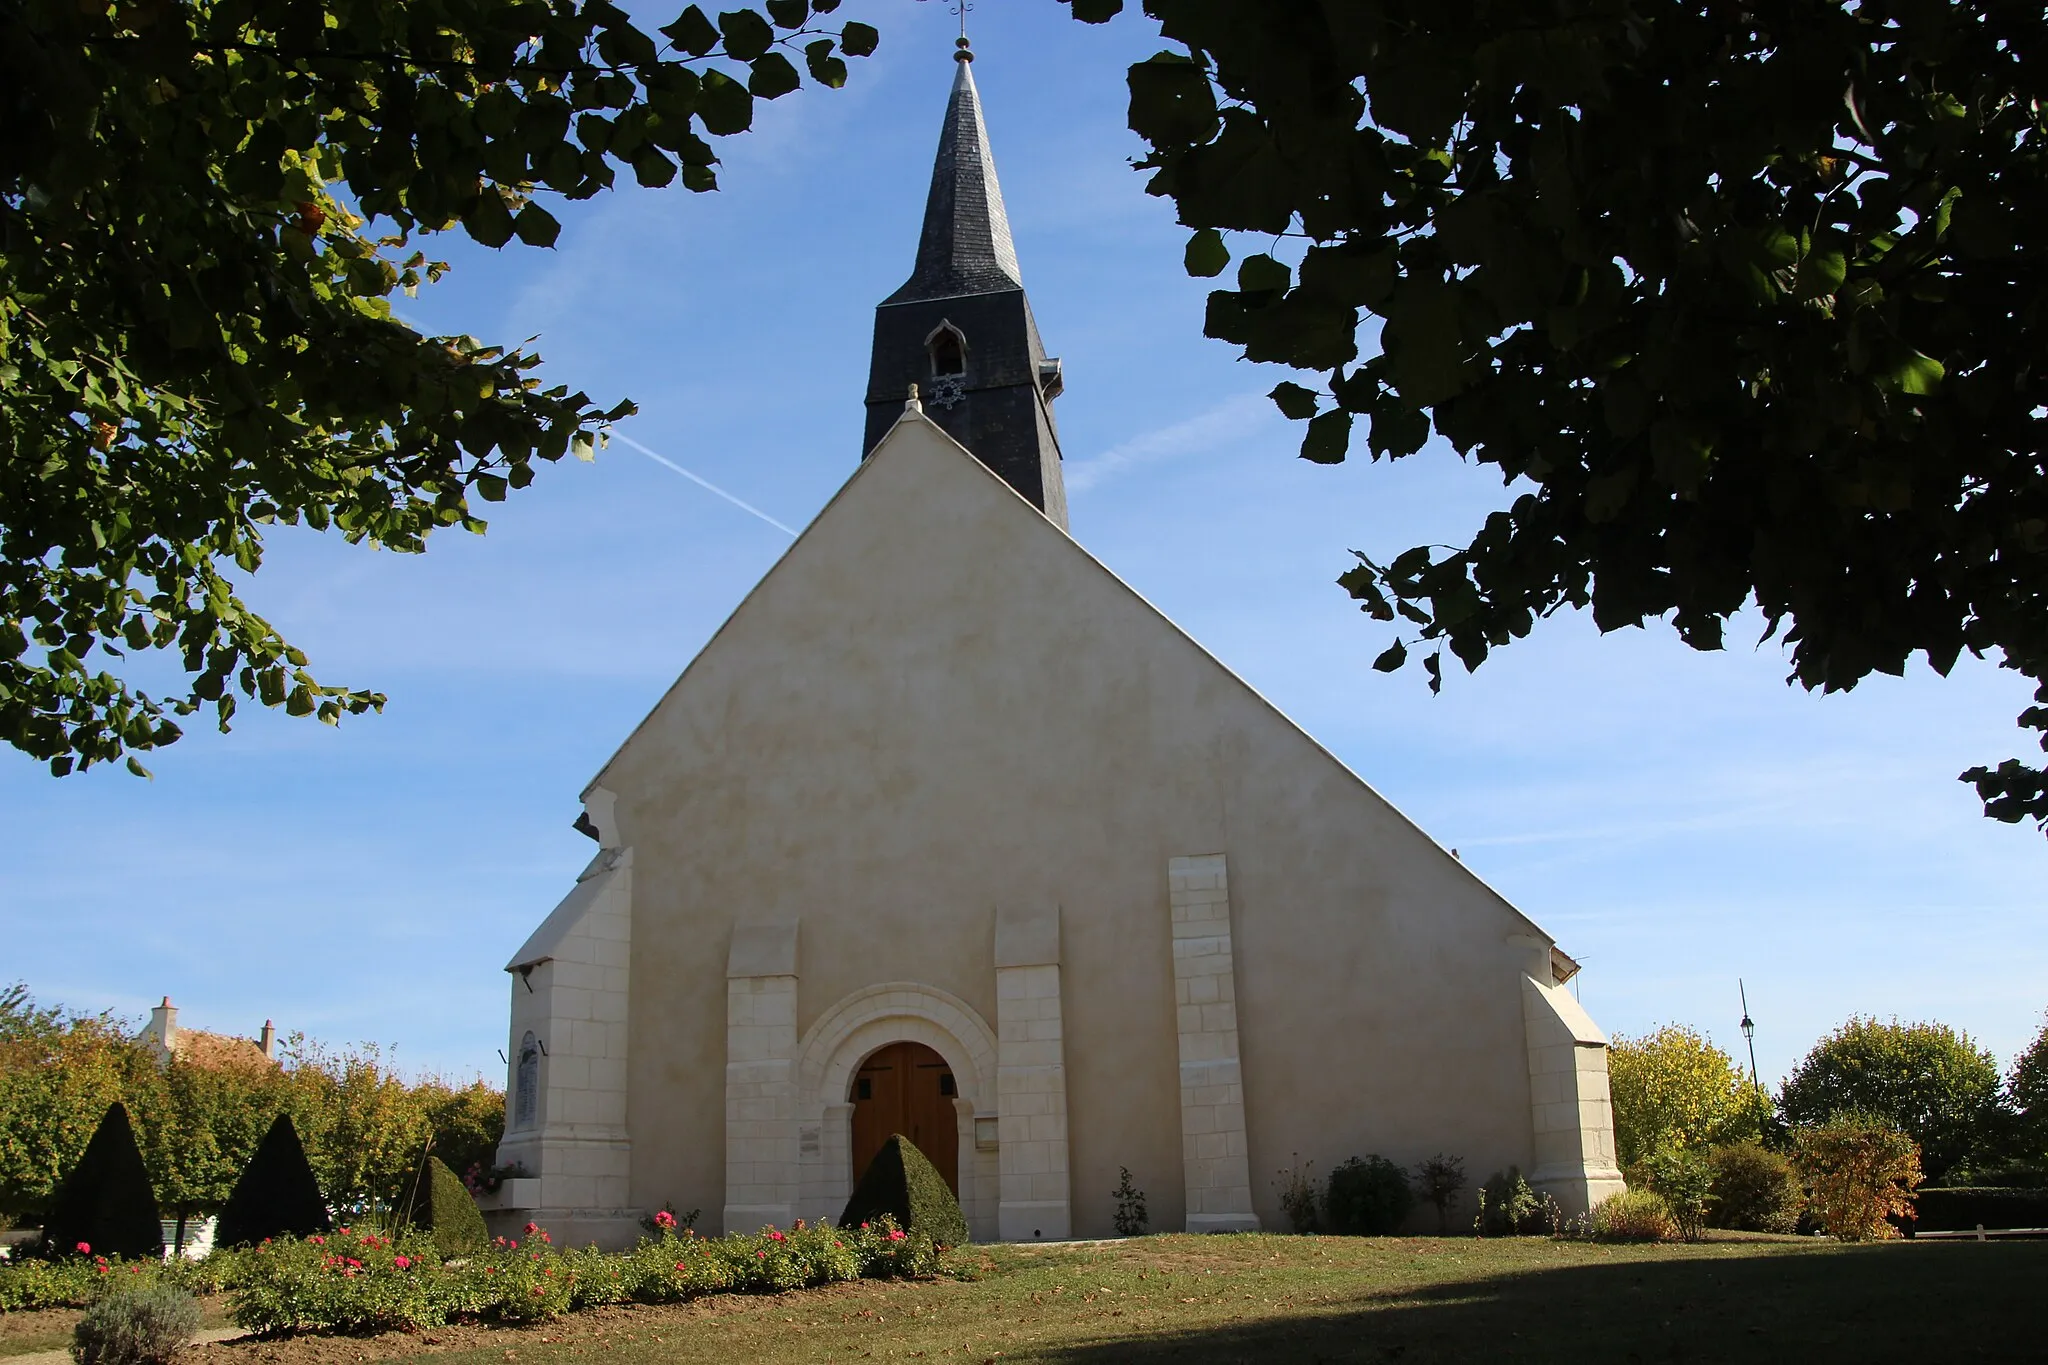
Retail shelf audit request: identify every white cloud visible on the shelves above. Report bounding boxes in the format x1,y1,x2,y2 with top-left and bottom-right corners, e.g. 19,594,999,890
1065,393,1275,492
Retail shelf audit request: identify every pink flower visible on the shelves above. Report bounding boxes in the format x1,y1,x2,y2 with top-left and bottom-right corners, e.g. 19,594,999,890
393,1255,413,1270
74,1242,90,1254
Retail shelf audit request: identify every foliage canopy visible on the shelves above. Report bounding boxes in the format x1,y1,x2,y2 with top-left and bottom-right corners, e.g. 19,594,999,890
1607,1024,1757,1169
1065,0,2048,830
1,0,873,775
1779,1015,2003,1181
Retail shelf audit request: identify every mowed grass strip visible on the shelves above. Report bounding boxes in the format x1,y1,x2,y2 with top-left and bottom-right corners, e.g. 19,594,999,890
182,1233,2041,1365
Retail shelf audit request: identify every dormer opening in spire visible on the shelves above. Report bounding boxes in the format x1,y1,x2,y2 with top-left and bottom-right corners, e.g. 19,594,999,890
862,42,1069,530
927,321,967,377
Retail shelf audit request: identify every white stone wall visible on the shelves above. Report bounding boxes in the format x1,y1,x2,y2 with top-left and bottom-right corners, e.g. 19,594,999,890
724,924,801,1233
1522,973,1627,1214
491,847,637,1246
1169,854,1259,1233
994,907,1070,1240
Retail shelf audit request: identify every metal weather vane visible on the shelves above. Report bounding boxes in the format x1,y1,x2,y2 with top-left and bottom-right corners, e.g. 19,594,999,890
917,0,973,44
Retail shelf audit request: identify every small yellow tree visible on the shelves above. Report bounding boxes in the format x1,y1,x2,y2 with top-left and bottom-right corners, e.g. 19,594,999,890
1792,1115,1924,1241
1608,1024,1756,1169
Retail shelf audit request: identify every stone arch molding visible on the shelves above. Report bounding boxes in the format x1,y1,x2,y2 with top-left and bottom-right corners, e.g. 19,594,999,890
792,983,1001,1241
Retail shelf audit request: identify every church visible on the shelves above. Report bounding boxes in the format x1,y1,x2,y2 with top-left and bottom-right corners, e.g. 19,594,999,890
484,42,1624,1247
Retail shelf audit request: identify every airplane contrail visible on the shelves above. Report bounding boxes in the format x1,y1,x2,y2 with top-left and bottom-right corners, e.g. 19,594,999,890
608,432,800,538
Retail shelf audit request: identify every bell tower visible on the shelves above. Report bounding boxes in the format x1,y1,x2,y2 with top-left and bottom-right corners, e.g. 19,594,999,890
862,39,1069,530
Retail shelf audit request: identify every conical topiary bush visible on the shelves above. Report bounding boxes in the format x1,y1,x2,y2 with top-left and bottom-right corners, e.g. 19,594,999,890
41,1102,162,1259
391,1154,487,1255
839,1134,968,1249
215,1113,332,1247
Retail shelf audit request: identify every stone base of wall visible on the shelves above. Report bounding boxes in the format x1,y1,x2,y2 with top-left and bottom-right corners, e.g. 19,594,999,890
482,1208,643,1251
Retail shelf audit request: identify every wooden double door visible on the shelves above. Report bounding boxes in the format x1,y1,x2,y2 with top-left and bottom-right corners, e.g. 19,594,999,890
849,1041,959,1196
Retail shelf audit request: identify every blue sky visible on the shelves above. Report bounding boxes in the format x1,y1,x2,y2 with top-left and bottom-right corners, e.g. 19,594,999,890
4,0,2043,1096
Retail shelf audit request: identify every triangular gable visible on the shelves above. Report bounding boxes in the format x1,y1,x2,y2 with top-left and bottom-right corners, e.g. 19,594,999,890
591,404,1558,945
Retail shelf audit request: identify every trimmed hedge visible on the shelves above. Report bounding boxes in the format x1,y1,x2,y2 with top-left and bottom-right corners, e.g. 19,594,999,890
216,1114,331,1249
40,1103,162,1260
1324,1155,1414,1235
1910,1187,2048,1233
392,1155,488,1255
839,1134,968,1249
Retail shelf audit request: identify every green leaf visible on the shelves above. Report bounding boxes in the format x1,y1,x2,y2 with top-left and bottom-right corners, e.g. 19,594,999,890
1184,227,1229,278
1793,243,1847,300
1236,253,1289,294
1128,53,1219,148
1891,351,1944,395
698,69,754,135
804,40,848,88
462,189,516,248
748,52,802,100
1269,381,1319,420
1300,409,1353,464
659,6,720,55
718,9,775,61
512,203,561,248
839,20,879,57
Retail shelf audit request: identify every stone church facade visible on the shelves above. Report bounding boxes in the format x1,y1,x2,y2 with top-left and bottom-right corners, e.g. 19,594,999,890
486,45,1623,1248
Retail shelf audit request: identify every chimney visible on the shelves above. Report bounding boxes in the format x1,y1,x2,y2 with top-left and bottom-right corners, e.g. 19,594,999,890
149,997,178,1058
259,1020,277,1061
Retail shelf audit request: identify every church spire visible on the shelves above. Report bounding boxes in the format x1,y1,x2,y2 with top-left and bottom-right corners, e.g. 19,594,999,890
886,40,1021,304
864,39,1070,529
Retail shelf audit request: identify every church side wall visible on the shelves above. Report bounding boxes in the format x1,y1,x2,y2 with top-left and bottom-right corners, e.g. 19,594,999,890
597,422,1586,1237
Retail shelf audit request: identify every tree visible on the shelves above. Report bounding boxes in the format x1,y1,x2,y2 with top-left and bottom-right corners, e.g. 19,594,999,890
3,0,877,776
1606,1024,1755,1170
2010,1011,2048,1160
1063,0,2048,830
1780,1016,2004,1181
0,986,160,1224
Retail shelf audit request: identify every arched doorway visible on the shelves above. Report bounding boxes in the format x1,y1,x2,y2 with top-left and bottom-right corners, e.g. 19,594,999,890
849,1041,959,1196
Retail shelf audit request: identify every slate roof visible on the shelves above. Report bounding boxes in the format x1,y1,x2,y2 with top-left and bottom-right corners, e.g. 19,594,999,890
883,47,1024,304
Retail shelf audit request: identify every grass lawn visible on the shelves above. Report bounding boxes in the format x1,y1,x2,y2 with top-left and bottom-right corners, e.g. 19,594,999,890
173,1232,2044,1365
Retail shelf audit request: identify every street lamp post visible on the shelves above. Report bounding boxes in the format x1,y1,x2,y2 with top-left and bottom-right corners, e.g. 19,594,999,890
1739,978,1764,1127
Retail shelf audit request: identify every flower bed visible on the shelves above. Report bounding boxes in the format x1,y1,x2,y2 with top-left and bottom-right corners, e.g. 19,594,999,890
224,1218,934,1334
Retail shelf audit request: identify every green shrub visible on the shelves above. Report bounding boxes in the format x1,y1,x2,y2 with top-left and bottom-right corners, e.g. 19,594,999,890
1792,1113,1924,1241
1708,1141,1802,1232
1324,1156,1414,1235
838,1135,967,1251
1413,1154,1466,1233
41,1103,162,1262
1639,1148,1714,1241
391,1155,487,1256
214,1114,331,1249
1474,1167,1540,1235
1592,1189,1676,1241
1111,1168,1148,1237
72,1286,200,1365
1274,1155,1319,1233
